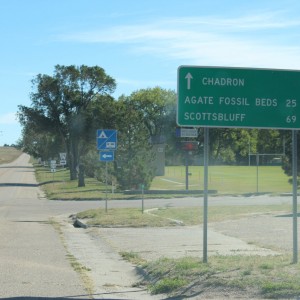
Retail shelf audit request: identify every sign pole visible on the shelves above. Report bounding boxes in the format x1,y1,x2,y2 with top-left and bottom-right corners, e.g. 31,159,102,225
185,153,189,190
256,154,259,194
203,127,209,263
292,130,298,263
142,184,144,214
105,161,108,213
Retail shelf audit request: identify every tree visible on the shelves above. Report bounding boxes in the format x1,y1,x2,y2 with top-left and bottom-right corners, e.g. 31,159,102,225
113,95,156,190
128,87,177,138
21,126,63,162
126,87,179,167
281,130,299,178
18,65,116,186
207,128,257,165
113,88,177,188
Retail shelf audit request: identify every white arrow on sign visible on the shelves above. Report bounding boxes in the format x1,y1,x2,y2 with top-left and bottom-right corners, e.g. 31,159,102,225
102,154,112,159
185,72,193,90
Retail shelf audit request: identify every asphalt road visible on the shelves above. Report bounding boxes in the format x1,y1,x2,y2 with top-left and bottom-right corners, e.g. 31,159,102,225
0,154,89,299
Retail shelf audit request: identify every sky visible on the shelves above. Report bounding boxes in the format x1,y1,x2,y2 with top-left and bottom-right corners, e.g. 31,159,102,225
1,0,300,145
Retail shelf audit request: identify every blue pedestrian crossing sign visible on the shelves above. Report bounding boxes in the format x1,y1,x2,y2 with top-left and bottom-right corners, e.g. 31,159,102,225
97,129,117,150
100,151,114,162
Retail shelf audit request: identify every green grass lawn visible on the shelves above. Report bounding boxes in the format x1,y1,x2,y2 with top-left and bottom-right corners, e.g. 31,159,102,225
152,165,292,194
76,204,293,227
35,164,292,200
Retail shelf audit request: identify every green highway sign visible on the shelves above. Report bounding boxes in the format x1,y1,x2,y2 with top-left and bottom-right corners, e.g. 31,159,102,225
177,66,300,129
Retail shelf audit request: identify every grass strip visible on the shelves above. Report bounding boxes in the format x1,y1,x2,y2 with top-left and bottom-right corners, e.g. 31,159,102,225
0,147,23,164
76,208,177,227
137,255,300,298
76,205,292,227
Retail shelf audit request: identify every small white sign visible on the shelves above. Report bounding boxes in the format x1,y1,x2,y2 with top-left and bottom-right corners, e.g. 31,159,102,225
59,153,67,160
50,160,56,172
50,160,56,167
180,128,198,138
60,159,66,166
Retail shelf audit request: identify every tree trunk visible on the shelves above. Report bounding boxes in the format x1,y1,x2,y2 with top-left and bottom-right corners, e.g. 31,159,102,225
78,163,85,187
69,136,78,180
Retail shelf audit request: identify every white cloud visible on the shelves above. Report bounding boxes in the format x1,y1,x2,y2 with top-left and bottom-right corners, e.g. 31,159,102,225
0,113,18,125
58,10,300,69
59,11,300,42
172,11,300,31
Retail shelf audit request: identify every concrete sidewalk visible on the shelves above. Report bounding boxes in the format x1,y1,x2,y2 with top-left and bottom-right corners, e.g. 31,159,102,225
57,213,277,300
59,216,161,300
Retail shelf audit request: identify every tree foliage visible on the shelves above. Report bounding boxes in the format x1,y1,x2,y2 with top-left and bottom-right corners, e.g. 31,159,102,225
112,88,177,189
18,65,116,186
127,87,177,137
204,128,256,165
113,95,155,189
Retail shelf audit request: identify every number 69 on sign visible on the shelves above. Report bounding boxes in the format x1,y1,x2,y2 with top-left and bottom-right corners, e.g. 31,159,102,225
287,116,297,123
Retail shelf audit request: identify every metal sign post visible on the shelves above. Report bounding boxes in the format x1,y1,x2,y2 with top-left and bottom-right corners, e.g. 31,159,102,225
292,130,298,264
203,127,209,263
141,184,145,214
105,161,108,213
50,160,56,186
256,154,259,194
185,153,189,190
